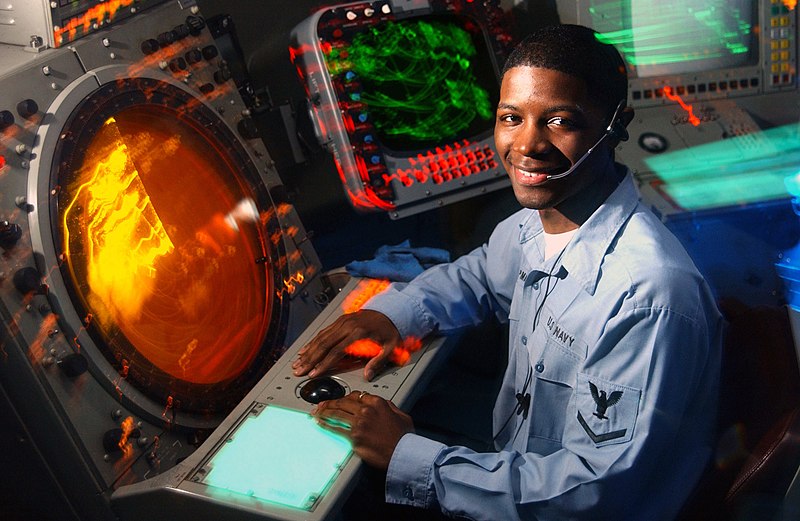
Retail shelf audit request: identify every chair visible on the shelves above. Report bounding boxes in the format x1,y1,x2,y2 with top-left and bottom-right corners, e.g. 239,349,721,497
679,299,800,520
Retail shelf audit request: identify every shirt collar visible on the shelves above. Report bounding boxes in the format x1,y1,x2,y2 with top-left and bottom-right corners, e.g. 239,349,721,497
517,165,640,295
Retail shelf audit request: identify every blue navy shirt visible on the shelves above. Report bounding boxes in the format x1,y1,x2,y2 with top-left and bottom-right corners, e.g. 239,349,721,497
364,170,723,520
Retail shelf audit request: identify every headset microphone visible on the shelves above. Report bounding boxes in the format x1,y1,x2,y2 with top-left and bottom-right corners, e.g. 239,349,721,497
545,99,628,181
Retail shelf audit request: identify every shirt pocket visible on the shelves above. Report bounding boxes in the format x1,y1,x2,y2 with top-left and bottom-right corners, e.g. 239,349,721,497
574,372,641,447
528,339,579,445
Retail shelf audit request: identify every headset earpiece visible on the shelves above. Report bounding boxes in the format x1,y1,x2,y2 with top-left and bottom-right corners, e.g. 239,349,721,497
609,121,629,142
606,99,629,142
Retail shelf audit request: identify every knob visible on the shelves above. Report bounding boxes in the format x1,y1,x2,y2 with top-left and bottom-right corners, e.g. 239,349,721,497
156,30,176,47
0,110,14,130
299,376,346,404
0,221,21,249
140,38,160,55
103,426,141,453
16,99,38,119
237,118,259,140
213,66,231,84
168,57,187,72
184,49,202,65
201,45,218,61
198,83,215,94
173,24,191,40
185,15,206,35
57,353,88,378
12,267,45,295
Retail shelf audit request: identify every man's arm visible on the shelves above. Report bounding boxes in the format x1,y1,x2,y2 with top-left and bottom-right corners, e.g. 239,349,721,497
383,305,720,521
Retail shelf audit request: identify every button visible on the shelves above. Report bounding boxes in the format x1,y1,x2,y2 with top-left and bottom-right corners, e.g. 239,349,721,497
532,281,539,290
521,336,527,345
535,362,544,373
403,485,414,500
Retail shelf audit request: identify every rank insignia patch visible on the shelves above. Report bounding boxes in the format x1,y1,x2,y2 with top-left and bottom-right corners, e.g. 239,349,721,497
575,373,641,447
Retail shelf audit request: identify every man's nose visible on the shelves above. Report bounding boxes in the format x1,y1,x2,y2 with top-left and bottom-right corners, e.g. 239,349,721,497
514,123,551,156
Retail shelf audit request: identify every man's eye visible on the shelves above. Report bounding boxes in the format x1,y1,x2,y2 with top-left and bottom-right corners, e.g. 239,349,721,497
548,116,576,128
498,114,520,123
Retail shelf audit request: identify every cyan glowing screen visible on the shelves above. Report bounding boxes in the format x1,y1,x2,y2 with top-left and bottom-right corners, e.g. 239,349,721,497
645,124,800,210
589,0,757,78
200,405,352,511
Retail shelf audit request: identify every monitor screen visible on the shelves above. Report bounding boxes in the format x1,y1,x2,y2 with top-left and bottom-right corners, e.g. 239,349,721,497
587,0,758,78
337,14,498,152
291,1,512,217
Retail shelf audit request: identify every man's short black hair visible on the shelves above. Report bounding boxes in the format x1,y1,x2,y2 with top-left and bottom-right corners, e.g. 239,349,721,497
502,24,628,117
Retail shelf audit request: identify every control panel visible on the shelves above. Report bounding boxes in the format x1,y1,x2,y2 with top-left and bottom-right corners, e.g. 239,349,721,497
111,277,454,521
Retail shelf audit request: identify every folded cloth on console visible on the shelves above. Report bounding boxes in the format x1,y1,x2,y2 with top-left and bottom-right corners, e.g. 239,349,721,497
345,240,451,282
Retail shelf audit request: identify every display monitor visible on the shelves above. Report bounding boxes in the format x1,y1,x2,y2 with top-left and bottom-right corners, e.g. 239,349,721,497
290,0,514,218
557,0,797,107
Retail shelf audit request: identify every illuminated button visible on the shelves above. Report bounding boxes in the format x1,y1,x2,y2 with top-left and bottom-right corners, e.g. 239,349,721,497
345,71,357,81
781,51,790,61
781,16,790,26
782,40,791,49
382,4,391,14
772,40,780,50
772,51,781,61
781,62,790,72
363,134,374,143
357,113,368,122
346,11,357,20
370,155,380,165
364,7,375,16
772,17,780,27
772,63,781,73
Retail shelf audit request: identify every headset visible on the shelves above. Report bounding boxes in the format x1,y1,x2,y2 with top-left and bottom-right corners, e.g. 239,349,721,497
545,99,629,181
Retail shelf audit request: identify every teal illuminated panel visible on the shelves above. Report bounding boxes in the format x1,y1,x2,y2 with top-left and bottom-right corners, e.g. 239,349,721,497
200,405,352,511
645,124,800,211
590,0,756,78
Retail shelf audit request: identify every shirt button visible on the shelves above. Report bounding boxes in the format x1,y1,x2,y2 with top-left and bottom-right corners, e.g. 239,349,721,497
521,336,527,345
535,362,545,373
403,485,414,500
532,281,540,290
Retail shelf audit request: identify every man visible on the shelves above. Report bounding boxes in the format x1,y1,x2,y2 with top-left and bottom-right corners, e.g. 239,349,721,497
293,24,722,520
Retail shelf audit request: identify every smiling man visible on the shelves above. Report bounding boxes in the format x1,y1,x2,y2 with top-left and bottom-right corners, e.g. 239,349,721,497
293,24,723,520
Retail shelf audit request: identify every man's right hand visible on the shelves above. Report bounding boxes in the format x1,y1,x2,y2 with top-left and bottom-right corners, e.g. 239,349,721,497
292,309,402,381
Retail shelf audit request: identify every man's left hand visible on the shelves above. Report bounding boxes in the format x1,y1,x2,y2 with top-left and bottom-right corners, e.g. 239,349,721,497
314,391,414,470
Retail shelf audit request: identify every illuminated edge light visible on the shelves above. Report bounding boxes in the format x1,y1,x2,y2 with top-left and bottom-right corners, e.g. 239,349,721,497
201,405,352,511
53,0,137,47
645,123,800,210
663,86,700,126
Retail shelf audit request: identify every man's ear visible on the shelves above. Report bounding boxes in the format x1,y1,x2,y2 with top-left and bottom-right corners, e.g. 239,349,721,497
608,106,635,147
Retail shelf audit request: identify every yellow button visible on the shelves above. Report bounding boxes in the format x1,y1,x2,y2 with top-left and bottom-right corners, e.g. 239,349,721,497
772,40,780,50
772,51,781,61
781,51,790,61
781,16,790,26
772,63,781,72
782,39,791,49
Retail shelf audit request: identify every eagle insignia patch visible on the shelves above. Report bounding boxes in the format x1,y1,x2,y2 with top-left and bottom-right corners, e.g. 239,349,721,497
575,373,641,447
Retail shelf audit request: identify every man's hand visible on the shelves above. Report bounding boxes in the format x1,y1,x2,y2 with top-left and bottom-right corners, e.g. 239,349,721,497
314,391,414,470
292,309,402,381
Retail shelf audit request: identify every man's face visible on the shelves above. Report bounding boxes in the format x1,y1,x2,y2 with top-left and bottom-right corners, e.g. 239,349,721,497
494,66,613,210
